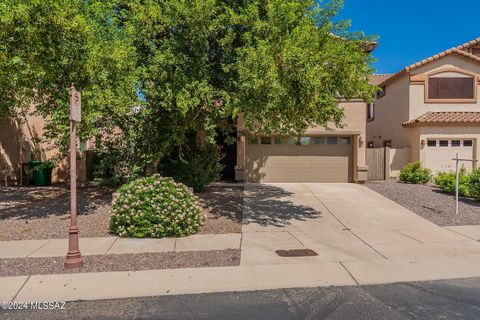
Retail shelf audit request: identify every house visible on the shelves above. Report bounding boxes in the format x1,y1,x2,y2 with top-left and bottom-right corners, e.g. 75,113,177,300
232,40,378,184
367,37,480,176
0,112,86,185
0,113,57,185
1,40,376,186
234,97,371,184
2,100,371,185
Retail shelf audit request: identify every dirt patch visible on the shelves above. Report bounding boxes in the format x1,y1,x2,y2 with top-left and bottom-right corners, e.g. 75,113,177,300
0,183,243,240
0,185,113,240
0,249,240,277
366,180,480,226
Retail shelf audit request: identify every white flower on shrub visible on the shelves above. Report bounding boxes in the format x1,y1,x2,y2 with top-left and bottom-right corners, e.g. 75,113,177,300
109,175,204,238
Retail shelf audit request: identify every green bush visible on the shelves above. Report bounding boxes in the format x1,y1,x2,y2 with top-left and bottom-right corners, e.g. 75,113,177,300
468,169,480,201
161,143,224,192
434,169,470,197
109,175,204,238
88,142,145,187
399,161,432,184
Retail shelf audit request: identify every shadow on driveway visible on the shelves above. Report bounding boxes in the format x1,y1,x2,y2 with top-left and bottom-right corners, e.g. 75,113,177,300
242,184,322,227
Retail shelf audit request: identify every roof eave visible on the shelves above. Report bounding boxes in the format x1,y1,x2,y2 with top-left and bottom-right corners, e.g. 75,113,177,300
378,37,480,87
403,121,480,128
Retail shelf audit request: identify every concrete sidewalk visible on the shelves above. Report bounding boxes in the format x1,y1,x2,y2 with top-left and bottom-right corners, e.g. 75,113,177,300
0,233,241,258
4,253,480,302
3,183,480,303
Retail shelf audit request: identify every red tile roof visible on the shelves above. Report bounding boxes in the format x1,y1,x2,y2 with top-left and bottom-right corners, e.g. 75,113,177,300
369,74,394,86
405,48,480,72
403,112,480,127
379,37,480,86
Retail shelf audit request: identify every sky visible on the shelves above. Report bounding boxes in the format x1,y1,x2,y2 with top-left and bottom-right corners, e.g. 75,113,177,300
335,0,480,74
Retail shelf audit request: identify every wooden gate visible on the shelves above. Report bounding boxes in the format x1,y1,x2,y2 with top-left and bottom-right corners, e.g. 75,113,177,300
366,148,388,180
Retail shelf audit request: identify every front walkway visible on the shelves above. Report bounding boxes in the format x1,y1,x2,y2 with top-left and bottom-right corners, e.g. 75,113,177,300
0,234,241,259
4,183,480,302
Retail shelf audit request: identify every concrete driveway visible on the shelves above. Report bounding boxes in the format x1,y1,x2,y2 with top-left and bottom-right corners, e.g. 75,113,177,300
241,183,480,279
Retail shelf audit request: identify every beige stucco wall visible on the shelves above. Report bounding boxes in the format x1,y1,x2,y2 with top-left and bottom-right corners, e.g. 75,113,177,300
306,99,367,165
368,54,480,148
367,53,480,176
389,147,411,178
366,74,411,148
407,126,421,162
409,55,480,166
409,83,480,119
409,55,480,119
412,54,480,77
0,114,68,184
236,100,369,182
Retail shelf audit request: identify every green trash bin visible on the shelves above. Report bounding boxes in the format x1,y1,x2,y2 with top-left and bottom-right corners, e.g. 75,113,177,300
29,161,53,186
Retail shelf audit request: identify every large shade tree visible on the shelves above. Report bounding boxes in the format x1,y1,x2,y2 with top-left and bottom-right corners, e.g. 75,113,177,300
0,0,376,182
0,0,139,152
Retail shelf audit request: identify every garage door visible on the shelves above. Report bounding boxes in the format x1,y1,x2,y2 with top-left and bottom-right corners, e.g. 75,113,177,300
246,136,353,183
425,139,474,173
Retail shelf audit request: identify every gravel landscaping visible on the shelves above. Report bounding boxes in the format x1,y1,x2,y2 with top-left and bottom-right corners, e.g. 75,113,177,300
0,249,240,277
366,180,480,226
0,184,243,241
0,185,112,240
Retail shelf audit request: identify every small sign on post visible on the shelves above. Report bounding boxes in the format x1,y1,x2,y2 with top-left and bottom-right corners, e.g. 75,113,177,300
70,87,81,122
453,153,478,215
65,85,83,269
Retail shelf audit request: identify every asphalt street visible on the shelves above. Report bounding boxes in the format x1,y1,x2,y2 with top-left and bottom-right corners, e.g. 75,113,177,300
3,277,480,319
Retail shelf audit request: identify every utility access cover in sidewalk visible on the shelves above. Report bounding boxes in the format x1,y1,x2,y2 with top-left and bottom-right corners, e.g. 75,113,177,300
275,249,318,257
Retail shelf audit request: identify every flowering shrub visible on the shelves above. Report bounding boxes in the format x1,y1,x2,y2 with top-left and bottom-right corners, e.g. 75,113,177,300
109,175,204,238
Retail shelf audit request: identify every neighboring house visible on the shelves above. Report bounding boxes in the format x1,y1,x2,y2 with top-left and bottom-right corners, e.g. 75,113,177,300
0,113,57,185
0,112,87,185
235,97,370,183
367,37,480,176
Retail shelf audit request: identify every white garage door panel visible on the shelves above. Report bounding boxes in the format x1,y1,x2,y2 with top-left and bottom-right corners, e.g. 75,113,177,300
425,143,474,173
246,144,352,183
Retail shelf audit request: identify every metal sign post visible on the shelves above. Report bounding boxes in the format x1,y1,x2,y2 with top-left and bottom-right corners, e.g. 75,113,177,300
453,153,478,215
65,85,83,269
